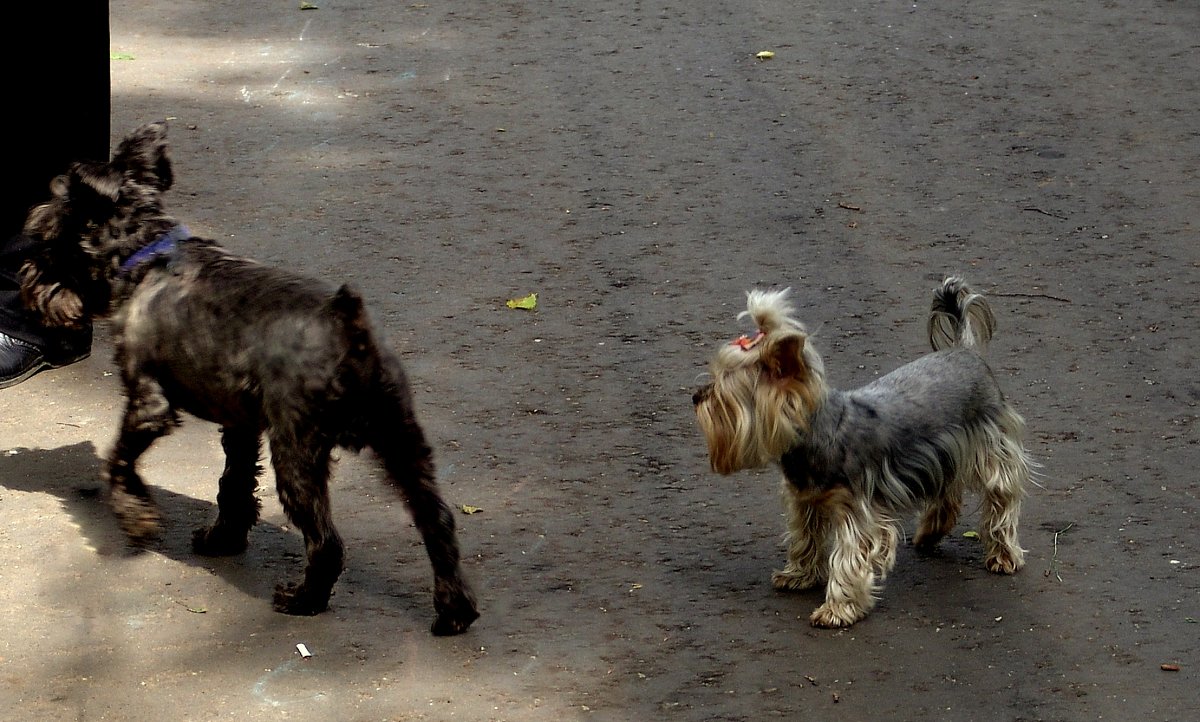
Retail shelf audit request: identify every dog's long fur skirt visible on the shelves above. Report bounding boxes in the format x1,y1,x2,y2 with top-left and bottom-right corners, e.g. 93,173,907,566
695,280,1030,628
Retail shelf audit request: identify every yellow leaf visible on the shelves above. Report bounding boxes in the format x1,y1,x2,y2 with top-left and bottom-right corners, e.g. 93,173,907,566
460,505,483,515
962,530,980,539
506,293,538,310
755,50,775,60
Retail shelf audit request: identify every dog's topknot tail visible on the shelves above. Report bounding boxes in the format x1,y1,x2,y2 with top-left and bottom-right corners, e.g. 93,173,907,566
741,287,800,335
928,276,996,352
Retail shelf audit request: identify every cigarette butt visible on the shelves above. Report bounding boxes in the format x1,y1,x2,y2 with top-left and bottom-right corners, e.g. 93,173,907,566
297,643,312,658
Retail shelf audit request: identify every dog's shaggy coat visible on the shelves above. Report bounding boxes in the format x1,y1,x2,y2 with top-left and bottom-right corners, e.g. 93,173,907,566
694,279,1030,628
19,122,478,635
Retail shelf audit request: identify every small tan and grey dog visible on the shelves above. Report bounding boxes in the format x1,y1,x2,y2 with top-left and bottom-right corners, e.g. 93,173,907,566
19,122,478,635
694,278,1031,628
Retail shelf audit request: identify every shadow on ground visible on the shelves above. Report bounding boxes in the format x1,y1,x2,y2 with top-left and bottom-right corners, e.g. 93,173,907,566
1,441,304,605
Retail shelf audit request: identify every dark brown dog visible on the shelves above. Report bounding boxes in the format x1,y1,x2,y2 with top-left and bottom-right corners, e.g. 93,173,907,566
19,121,478,635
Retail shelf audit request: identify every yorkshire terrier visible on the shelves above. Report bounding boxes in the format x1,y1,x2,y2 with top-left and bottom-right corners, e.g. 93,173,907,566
693,278,1030,628
18,121,478,635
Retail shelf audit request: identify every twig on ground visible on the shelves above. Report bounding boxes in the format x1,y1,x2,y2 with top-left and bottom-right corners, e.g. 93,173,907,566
1045,523,1074,581
1022,207,1068,220
987,289,1073,303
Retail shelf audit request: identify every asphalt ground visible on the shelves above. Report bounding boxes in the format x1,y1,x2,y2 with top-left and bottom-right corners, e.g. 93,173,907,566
2,1,1197,720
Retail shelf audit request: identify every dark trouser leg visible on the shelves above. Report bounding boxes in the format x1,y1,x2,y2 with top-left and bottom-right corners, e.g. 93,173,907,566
1,3,106,378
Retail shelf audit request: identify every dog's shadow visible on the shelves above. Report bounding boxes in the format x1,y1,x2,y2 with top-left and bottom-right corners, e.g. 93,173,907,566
0,441,299,603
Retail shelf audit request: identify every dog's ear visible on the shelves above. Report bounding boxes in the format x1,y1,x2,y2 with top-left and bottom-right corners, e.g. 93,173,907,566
22,165,118,245
112,121,174,192
761,334,809,382
68,162,122,202
48,162,122,231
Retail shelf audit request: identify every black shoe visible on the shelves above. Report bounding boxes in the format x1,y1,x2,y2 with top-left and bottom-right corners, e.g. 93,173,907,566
0,329,91,389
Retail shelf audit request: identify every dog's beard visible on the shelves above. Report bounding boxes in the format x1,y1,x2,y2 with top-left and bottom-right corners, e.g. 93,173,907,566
695,367,823,474
695,380,758,474
695,293,827,474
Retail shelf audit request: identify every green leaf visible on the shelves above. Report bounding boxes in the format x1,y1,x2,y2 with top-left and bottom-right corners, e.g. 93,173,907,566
506,293,538,310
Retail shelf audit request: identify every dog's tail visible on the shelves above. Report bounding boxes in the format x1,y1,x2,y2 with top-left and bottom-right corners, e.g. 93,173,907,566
327,285,386,399
928,276,995,352
329,284,373,356
325,285,389,450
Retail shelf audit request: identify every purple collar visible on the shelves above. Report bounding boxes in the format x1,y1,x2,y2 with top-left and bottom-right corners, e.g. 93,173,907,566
120,225,190,275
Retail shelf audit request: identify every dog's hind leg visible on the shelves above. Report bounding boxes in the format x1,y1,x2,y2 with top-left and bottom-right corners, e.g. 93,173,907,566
772,479,828,591
977,410,1029,574
193,426,262,556
269,430,344,616
369,403,479,636
913,482,963,552
107,375,177,545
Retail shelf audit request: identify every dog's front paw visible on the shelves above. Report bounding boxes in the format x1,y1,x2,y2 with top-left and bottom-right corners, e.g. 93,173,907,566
273,582,330,616
192,525,250,556
809,602,866,629
110,487,162,545
772,569,822,591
